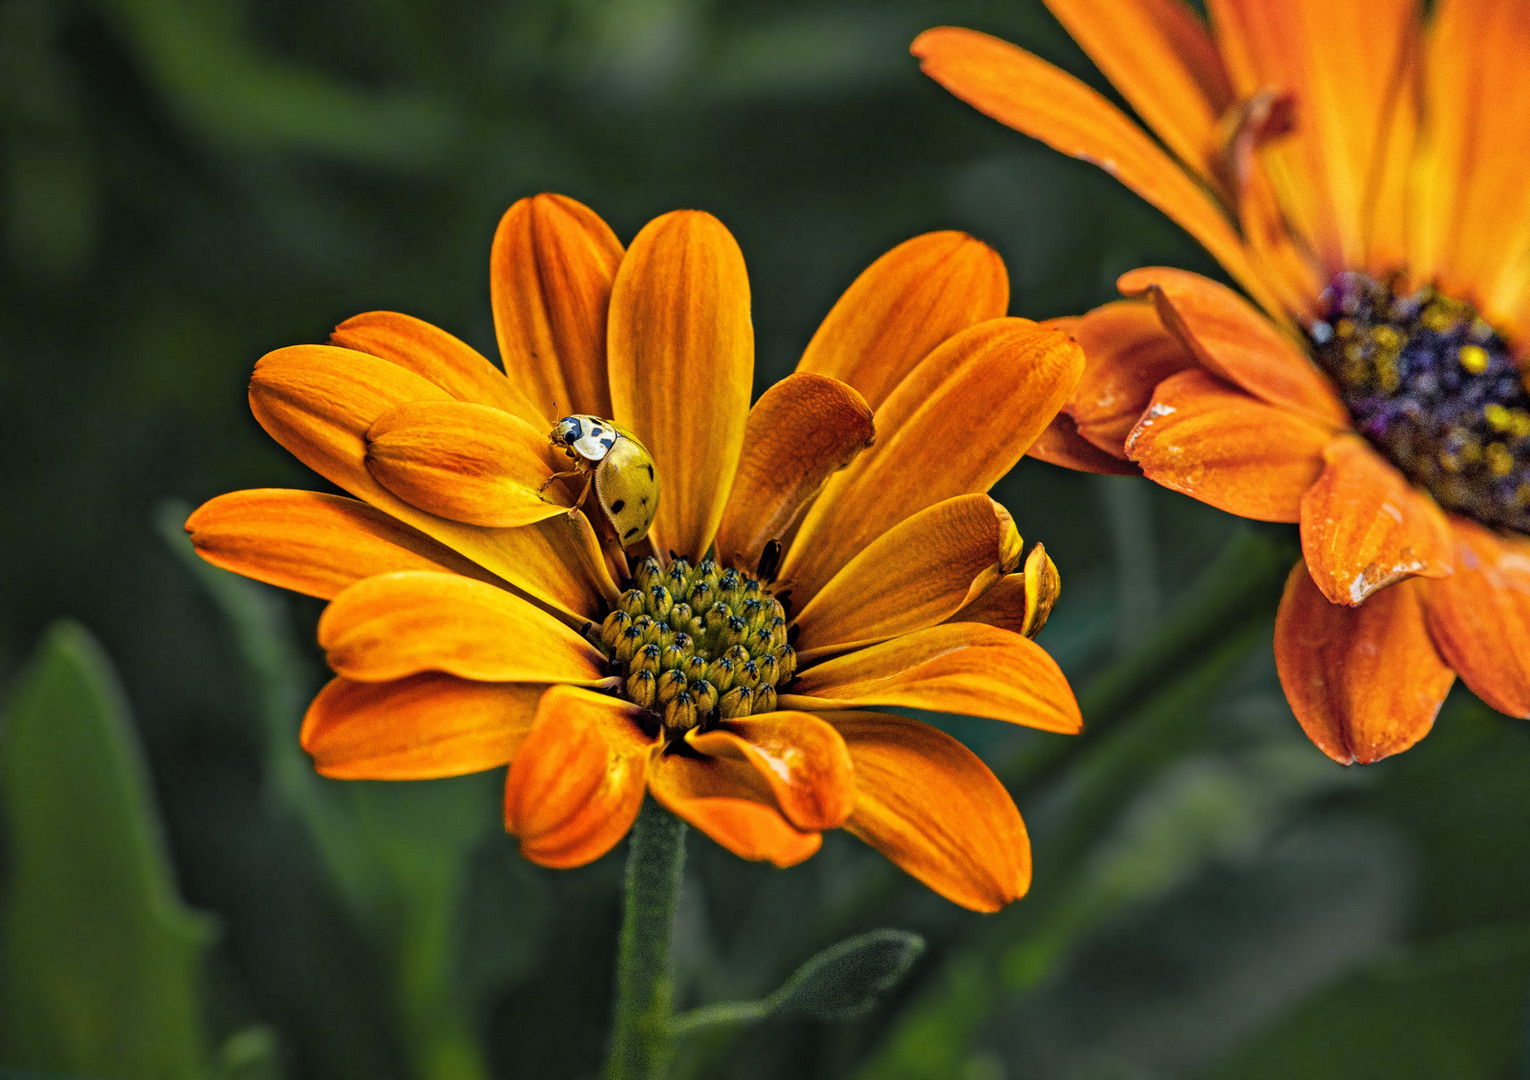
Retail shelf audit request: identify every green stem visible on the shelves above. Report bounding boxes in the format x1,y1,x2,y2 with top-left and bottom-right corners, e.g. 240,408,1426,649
604,797,688,1080
669,999,770,1038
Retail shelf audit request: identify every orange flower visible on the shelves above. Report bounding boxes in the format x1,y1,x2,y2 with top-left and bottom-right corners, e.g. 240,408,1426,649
186,195,1085,911
914,2,1530,764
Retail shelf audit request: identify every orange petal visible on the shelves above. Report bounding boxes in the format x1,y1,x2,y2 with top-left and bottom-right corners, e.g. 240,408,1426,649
1126,369,1330,523
1027,413,1138,475
1300,434,1452,605
1042,0,1233,183
1068,299,1195,454
185,489,497,599
317,570,608,685
647,753,821,867
796,231,1008,410
782,319,1082,602
1117,267,1346,427
607,210,753,560
503,686,654,869
250,344,619,619
831,711,1029,912
489,194,623,419
950,543,1061,639
781,623,1081,734
794,494,1022,658
364,399,566,528
911,26,1283,317
1274,562,1453,764
1424,519,1530,719
301,673,544,779
712,373,874,574
330,310,545,424
685,712,855,831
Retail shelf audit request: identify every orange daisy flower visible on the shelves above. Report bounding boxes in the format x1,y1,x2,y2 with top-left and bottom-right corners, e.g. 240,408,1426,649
185,194,1085,911
914,2,1530,764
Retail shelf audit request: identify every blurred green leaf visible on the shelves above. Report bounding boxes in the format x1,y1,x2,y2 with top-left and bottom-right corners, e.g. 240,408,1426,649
771,929,926,1022
0,621,217,1079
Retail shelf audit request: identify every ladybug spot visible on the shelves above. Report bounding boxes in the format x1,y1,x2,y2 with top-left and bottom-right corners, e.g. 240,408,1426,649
646,464,655,480
623,526,639,539
611,499,626,513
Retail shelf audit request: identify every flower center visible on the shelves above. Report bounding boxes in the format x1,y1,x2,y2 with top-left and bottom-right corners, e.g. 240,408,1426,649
596,555,797,737
1309,272,1530,534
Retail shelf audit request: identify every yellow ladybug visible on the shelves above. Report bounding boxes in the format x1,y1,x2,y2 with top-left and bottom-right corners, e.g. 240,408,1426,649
542,414,659,547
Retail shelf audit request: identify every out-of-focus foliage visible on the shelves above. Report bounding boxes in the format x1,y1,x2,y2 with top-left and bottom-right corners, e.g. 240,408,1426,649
4,0,1530,1077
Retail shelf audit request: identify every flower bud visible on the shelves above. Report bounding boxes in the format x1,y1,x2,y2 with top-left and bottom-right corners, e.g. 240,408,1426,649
647,584,673,621
706,656,736,693
755,653,778,687
667,603,693,632
630,642,663,675
656,669,688,704
625,670,657,709
775,646,797,684
753,684,777,714
632,555,663,589
600,610,631,648
664,691,698,733
718,686,753,720
690,678,718,716
619,589,647,616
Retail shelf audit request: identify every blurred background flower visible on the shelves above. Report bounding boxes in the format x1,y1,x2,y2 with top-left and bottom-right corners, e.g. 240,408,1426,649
5,1,1530,1078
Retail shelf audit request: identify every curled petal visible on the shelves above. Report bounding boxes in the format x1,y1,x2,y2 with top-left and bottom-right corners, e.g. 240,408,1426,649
504,686,655,868
1067,299,1194,455
1274,562,1454,764
1425,519,1530,719
647,753,821,867
951,543,1060,639
685,711,855,831
317,571,607,685
302,674,543,779
832,711,1029,912
781,623,1081,734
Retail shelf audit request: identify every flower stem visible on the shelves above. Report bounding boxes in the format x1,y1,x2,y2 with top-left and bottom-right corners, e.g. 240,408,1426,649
604,797,687,1080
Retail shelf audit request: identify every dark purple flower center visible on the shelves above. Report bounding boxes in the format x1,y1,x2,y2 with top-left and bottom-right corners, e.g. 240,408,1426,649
1309,272,1530,534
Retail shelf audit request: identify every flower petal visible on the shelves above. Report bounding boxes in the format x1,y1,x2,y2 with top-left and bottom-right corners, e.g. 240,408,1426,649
185,489,497,599
503,686,654,869
1027,413,1138,475
1424,518,1530,719
490,194,623,419
364,399,567,528
1274,562,1454,764
330,310,544,423
911,26,1283,317
317,570,608,685
949,543,1061,639
782,319,1082,603
685,711,855,831
794,494,1022,659
797,231,1008,410
608,210,753,560
250,344,619,619
1126,369,1330,523
1117,267,1347,427
831,711,1029,912
781,623,1081,734
1300,434,1452,605
1067,299,1195,455
647,753,821,867
712,373,874,574
301,674,544,779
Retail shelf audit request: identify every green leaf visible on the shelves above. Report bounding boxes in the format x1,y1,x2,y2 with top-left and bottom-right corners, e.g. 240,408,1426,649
769,929,926,1021
0,622,217,1080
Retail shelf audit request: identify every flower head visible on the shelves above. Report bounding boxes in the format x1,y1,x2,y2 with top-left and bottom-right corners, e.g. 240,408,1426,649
915,2,1530,764
187,195,1084,911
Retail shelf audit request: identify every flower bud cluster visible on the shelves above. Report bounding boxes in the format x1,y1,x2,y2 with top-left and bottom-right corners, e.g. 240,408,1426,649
598,555,797,734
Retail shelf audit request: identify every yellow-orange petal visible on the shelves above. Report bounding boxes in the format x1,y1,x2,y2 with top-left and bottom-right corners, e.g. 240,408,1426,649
1042,0,1233,183
911,26,1282,317
647,753,821,867
608,210,753,561
489,194,623,419
1274,562,1454,765
781,623,1081,734
1424,519,1530,719
1027,413,1138,475
831,711,1028,912
317,570,607,685
364,399,566,528
330,310,545,424
1068,299,1195,455
301,674,544,780
1300,434,1452,606
793,495,1022,659
685,712,855,832
503,686,654,869
249,344,618,619
783,319,1082,602
950,543,1060,639
796,231,1008,411
712,373,875,575
1117,267,1347,428
185,489,497,599
1126,369,1330,523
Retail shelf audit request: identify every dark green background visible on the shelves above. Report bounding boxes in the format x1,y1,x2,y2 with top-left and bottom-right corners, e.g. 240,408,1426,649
4,1,1530,1077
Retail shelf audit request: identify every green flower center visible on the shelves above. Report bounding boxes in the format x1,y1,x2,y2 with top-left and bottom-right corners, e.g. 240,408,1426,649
1309,272,1530,534
597,554,797,736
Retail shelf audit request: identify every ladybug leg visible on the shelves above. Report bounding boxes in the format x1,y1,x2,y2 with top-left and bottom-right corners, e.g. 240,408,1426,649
538,468,585,496
565,471,595,517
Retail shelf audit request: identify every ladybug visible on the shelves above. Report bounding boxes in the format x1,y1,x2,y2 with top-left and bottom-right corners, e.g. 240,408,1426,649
542,415,660,547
